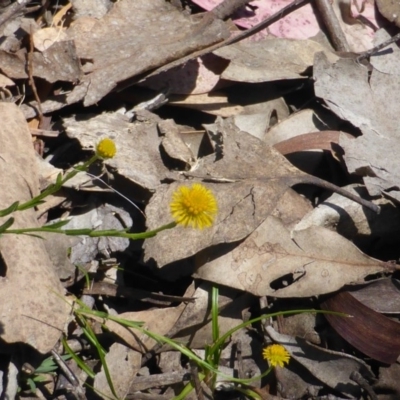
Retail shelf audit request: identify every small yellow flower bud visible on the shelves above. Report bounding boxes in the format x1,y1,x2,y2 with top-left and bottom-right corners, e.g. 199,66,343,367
96,138,116,159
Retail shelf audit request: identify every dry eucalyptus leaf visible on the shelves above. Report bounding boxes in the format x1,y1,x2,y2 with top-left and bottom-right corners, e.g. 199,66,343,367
170,282,253,348
169,93,244,117
66,0,229,106
266,109,331,175
370,29,400,75
376,0,400,27
158,119,196,169
295,184,400,245
0,40,81,83
21,1,229,117
266,325,374,397
41,232,77,282
94,342,141,399
375,363,400,399
350,278,400,314
70,0,112,19
233,96,290,141
140,53,228,95
266,109,340,146
321,291,400,364
105,283,195,351
213,38,338,82
0,103,68,353
314,51,400,200
144,117,376,268
144,180,306,269
195,215,386,297
331,0,377,52
277,363,323,399
106,307,185,352
33,27,69,52
0,73,14,87
63,111,169,190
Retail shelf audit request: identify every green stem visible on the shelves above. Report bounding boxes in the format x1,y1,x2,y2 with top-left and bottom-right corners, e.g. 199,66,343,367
4,221,177,240
16,155,99,212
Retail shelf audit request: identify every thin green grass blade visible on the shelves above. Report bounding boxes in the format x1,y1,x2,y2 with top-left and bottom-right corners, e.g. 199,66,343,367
62,336,95,379
82,323,117,398
211,286,219,343
0,201,19,217
0,217,14,233
173,372,205,400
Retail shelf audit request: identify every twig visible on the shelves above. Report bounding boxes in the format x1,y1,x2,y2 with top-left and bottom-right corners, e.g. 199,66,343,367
314,0,350,52
190,361,205,400
235,340,244,380
51,349,87,400
27,28,44,126
357,31,400,62
288,174,381,214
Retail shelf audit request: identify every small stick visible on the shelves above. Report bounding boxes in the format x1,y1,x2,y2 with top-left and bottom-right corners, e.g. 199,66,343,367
315,0,350,52
221,0,310,46
27,28,44,127
190,361,205,400
235,340,244,379
357,31,400,62
288,174,381,214
51,349,87,400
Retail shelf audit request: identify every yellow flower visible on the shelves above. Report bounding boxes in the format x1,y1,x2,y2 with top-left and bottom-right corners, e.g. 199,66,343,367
262,344,290,368
170,183,218,229
96,138,116,159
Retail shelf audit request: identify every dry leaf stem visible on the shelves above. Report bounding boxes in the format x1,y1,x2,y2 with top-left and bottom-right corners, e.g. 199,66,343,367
357,31,400,62
289,174,380,213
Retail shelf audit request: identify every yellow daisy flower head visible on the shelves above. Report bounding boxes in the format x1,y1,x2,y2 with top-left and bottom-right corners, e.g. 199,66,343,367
262,344,290,368
170,183,218,230
96,138,116,159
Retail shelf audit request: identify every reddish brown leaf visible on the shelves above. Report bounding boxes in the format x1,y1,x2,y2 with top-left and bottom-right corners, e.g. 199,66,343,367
321,291,400,364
